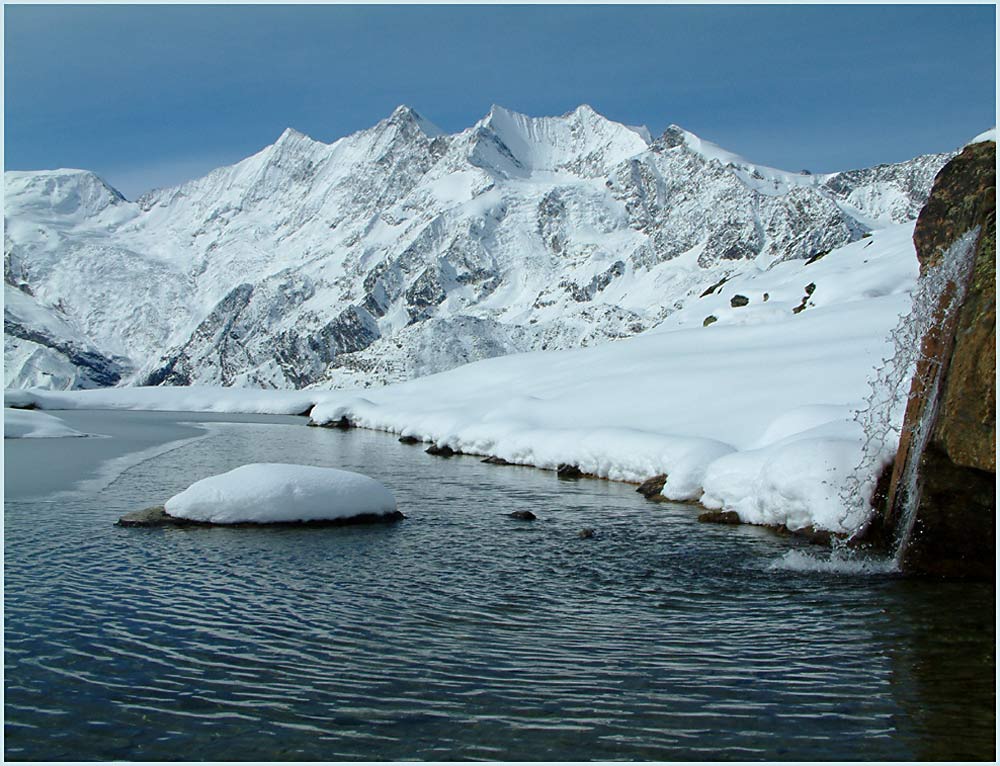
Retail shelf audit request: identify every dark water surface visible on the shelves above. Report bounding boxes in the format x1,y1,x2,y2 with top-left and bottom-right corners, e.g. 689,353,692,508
4,411,995,761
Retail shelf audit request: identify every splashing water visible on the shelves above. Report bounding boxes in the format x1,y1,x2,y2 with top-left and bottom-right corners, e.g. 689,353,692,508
839,228,980,557
768,547,899,575
888,230,980,563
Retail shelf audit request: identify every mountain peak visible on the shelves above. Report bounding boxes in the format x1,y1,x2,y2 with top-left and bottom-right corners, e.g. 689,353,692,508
387,104,442,138
569,103,599,119
274,126,319,146
4,168,128,212
472,103,650,177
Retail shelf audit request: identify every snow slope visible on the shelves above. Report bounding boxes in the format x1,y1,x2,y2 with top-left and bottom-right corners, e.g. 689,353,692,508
5,105,954,391
9,223,920,533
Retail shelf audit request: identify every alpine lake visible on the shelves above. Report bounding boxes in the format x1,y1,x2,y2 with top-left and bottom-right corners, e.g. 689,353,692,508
4,410,995,761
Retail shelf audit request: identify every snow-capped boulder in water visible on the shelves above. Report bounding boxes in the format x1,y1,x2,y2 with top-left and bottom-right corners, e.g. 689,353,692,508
117,463,402,527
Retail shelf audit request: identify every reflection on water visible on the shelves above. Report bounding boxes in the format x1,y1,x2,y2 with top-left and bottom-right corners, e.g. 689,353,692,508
4,411,995,761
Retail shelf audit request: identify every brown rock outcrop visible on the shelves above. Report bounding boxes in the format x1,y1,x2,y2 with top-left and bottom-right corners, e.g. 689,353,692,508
882,141,995,577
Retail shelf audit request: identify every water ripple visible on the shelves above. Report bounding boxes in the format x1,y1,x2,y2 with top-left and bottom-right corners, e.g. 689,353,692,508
5,415,995,761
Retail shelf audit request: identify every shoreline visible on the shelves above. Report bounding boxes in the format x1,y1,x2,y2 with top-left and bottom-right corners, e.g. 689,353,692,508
7,395,867,547
310,414,846,548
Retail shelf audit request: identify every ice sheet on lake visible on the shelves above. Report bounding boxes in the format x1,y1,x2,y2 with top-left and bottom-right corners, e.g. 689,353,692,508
4,408,86,439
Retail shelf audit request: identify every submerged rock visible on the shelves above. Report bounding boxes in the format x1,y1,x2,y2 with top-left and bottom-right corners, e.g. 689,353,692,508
398,434,421,444
698,510,741,524
308,415,353,429
780,525,837,547
578,528,596,539
509,510,537,521
482,455,511,465
117,505,406,529
117,506,197,528
426,444,458,457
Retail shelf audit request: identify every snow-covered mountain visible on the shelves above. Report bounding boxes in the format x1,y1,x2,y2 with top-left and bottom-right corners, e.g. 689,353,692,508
4,104,953,390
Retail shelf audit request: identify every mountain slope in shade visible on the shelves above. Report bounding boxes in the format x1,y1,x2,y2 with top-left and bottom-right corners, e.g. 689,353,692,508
4,105,955,390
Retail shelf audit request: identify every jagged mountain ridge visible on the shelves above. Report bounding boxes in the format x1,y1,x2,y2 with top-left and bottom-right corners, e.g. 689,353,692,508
4,104,954,390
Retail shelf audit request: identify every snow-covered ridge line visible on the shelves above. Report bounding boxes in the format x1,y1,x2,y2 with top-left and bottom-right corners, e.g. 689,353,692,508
5,104,959,392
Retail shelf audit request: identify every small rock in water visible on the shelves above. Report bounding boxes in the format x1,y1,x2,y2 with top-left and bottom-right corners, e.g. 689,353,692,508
398,435,420,444
557,463,583,479
426,444,457,457
578,528,596,539
636,474,667,499
117,506,195,528
482,455,511,465
311,416,353,429
509,510,537,521
698,510,741,524
779,524,836,547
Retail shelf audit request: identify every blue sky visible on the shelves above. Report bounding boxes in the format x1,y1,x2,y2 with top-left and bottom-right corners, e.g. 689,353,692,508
5,4,996,199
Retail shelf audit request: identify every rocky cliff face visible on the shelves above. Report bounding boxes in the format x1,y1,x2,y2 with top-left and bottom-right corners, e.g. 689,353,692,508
4,105,955,390
880,140,995,577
